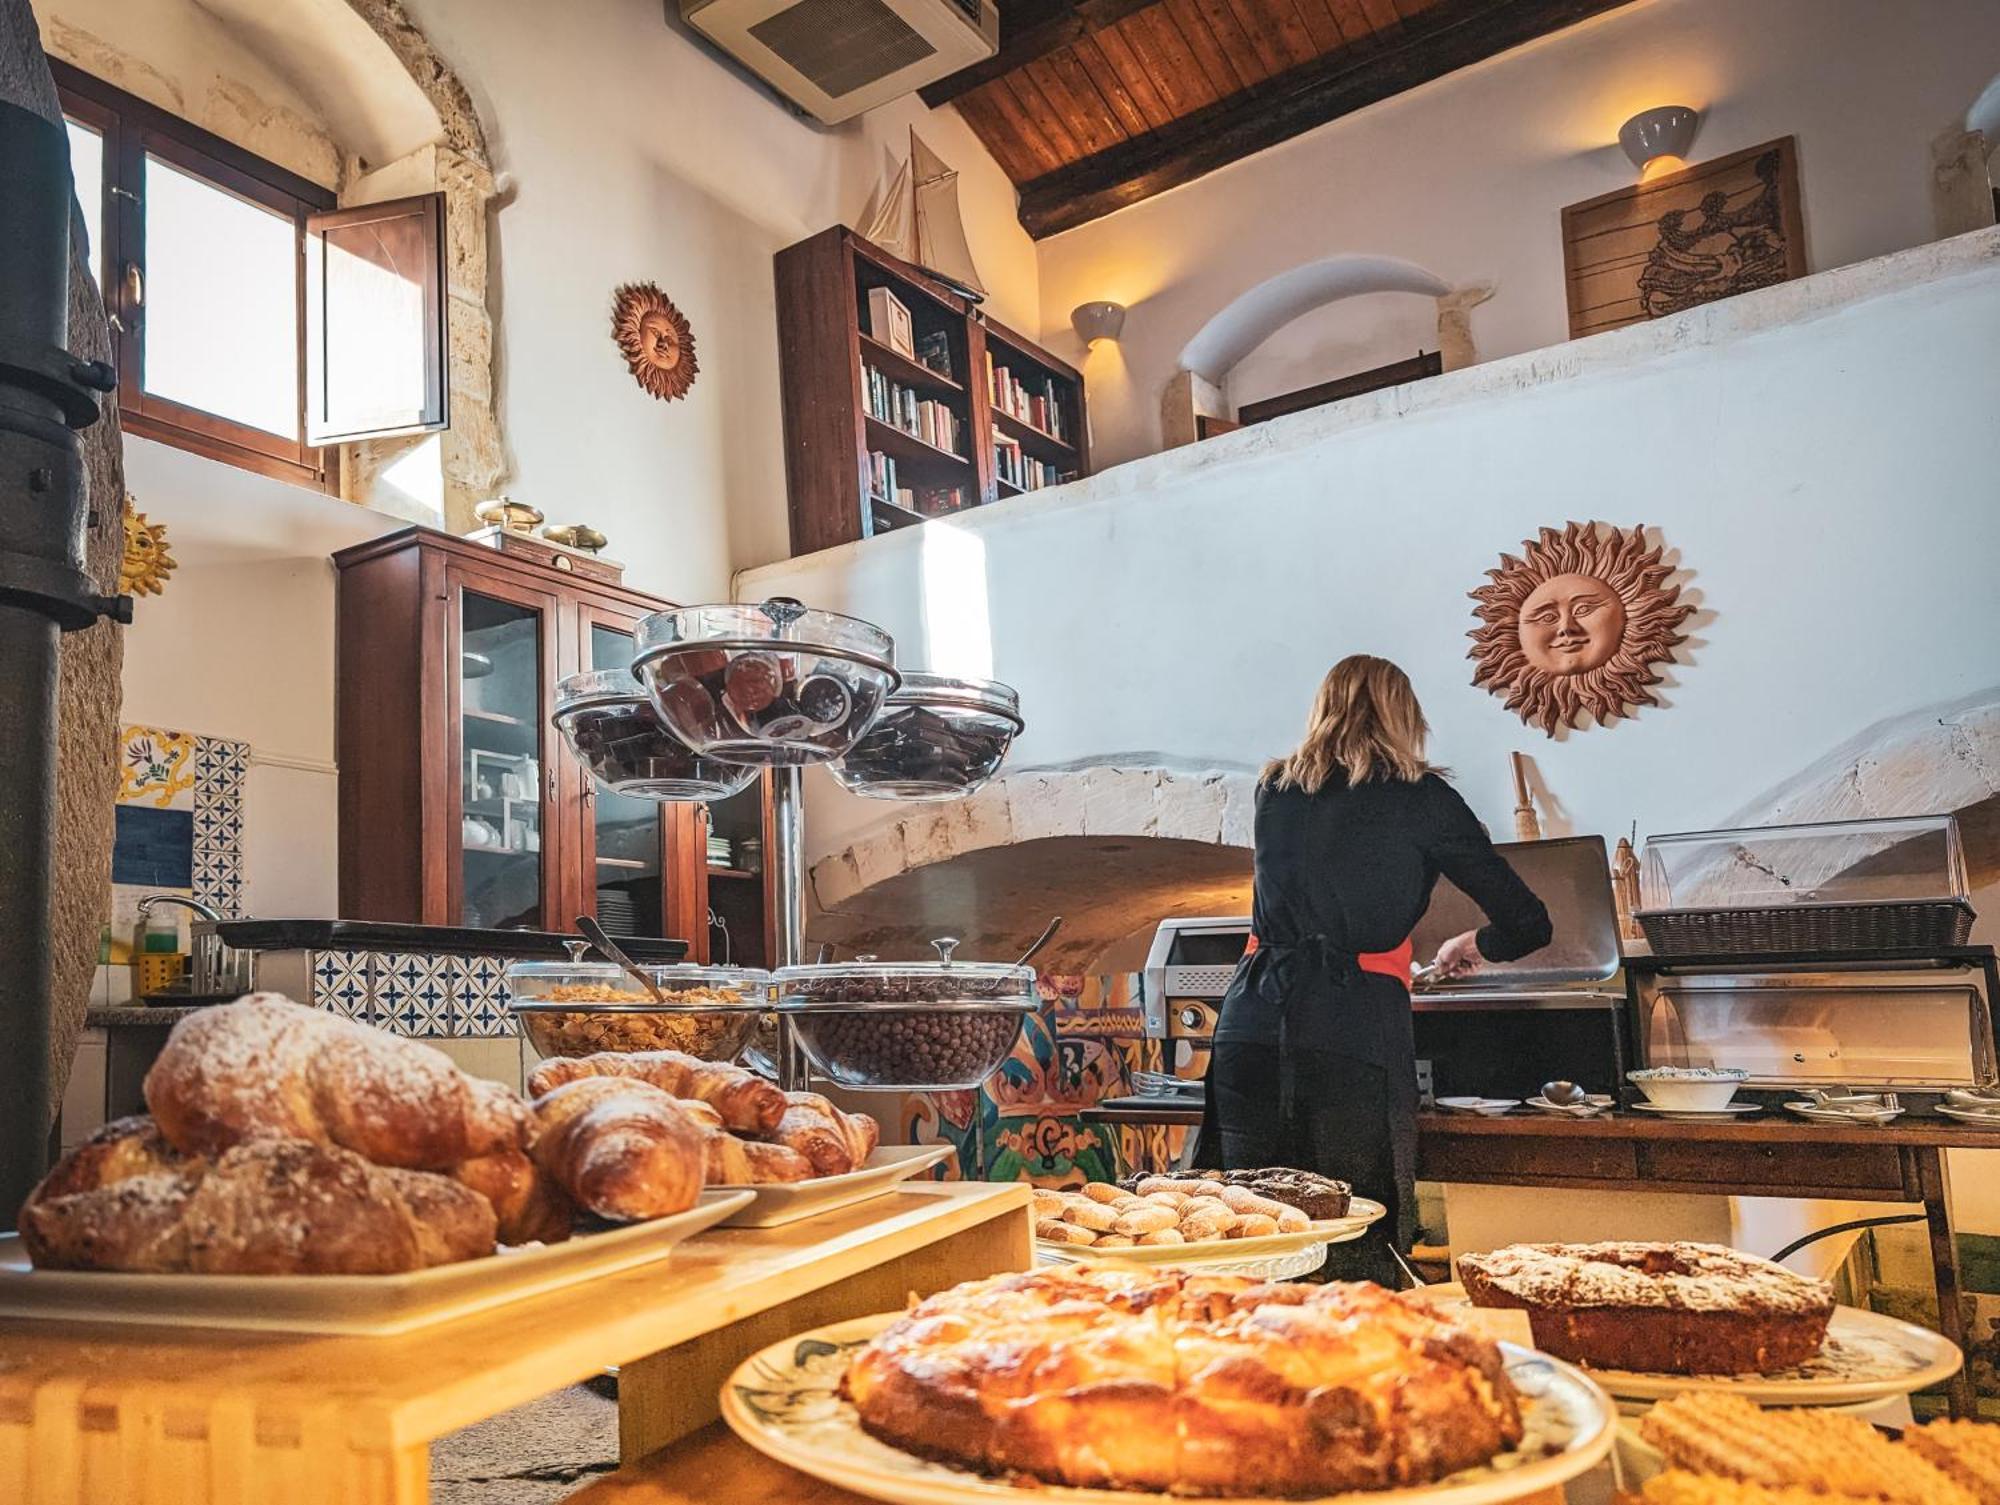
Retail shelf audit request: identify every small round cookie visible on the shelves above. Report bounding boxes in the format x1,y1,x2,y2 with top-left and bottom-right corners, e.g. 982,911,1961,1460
1232,1213,1280,1238
1137,1227,1185,1245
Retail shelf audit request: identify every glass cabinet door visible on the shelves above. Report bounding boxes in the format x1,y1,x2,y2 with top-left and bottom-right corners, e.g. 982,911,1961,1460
581,622,667,937
458,587,549,929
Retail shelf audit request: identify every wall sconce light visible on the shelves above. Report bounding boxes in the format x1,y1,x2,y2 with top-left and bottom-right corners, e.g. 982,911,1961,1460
1070,300,1126,347
1619,105,1699,176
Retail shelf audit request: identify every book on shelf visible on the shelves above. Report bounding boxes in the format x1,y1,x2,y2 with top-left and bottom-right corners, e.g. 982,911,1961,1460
866,449,899,506
865,286,915,358
989,427,1074,492
984,353,1068,442
915,329,954,380
862,363,963,456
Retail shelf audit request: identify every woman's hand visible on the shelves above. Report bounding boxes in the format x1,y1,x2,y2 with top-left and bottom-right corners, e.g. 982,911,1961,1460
1431,929,1485,980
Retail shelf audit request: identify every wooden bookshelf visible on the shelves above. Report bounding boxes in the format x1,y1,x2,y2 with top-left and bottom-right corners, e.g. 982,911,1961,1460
775,226,1091,557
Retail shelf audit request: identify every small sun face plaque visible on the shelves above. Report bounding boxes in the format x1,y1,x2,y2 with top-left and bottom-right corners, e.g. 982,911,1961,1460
1468,521,1694,735
611,283,698,402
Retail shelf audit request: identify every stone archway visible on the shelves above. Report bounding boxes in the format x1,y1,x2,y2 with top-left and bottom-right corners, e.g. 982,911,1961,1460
809,766,1258,970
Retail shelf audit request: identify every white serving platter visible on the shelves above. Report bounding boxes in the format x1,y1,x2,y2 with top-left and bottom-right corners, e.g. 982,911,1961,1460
0,1187,754,1336
1410,1285,1961,1407
713,1144,954,1228
721,1312,1615,1505
1035,1197,1386,1271
1936,1104,2000,1128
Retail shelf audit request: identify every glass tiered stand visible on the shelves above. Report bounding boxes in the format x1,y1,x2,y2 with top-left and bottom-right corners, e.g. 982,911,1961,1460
548,597,1030,1093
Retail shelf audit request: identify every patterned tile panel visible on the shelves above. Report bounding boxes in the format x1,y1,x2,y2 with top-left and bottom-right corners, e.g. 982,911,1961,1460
191,736,248,917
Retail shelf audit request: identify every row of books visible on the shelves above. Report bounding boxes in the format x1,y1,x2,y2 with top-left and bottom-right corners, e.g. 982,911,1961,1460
866,451,967,519
986,354,1068,442
992,430,1072,492
864,364,963,456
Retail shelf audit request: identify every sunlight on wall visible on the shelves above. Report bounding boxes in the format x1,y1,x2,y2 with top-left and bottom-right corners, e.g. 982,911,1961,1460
379,432,444,521
918,520,993,680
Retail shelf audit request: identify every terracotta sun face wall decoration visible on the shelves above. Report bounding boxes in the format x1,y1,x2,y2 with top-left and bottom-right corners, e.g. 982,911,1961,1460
1468,520,1694,735
611,283,698,401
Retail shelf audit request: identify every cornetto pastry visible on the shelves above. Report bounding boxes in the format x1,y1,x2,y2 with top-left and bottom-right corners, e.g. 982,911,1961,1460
527,1048,788,1135
19,1136,496,1274
1456,1241,1833,1374
1639,1394,1974,1505
528,1077,707,1222
842,1266,1522,1495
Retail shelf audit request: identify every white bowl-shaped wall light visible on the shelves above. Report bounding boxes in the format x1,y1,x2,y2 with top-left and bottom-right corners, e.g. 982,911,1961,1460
1070,301,1126,347
1619,105,1700,176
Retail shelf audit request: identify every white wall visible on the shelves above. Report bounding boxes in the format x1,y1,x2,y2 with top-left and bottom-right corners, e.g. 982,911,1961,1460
118,439,401,918
1036,0,2000,466
742,230,2000,886
403,0,1038,592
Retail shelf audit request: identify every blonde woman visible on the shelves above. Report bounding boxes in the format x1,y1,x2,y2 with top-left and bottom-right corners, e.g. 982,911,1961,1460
1208,655,1549,1285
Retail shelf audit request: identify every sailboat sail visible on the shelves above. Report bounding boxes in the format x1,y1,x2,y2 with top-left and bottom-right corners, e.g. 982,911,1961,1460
861,129,985,300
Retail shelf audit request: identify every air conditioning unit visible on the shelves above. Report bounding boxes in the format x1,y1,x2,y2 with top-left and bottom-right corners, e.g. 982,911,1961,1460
681,0,998,124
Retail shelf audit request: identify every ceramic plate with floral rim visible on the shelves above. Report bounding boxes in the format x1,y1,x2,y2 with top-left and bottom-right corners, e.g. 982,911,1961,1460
720,1313,1615,1505
1411,1286,1961,1407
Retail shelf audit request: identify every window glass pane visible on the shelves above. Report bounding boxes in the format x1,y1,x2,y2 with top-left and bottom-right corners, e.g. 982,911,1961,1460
586,626,664,938
461,593,545,930
143,154,298,438
318,209,430,434
63,119,103,287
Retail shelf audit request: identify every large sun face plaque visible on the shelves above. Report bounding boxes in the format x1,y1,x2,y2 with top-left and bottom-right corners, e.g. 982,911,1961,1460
1468,521,1694,735
611,283,698,402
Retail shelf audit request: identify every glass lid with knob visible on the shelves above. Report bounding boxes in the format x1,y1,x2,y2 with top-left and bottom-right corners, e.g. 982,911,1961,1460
631,597,900,767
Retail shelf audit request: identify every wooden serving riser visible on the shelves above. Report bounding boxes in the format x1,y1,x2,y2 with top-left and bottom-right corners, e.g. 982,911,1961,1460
0,1181,1032,1505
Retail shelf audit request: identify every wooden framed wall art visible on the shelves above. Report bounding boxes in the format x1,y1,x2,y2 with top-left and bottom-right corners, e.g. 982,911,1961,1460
1561,137,1806,339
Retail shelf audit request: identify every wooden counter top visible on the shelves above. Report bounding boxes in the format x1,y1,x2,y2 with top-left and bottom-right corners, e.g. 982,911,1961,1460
1417,1108,2000,1149
0,1181,1032,1505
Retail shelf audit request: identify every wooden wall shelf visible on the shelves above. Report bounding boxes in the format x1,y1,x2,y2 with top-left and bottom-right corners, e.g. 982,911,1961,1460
775,226,1092,556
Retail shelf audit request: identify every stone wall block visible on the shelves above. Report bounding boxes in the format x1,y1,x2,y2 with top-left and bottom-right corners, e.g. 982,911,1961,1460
448,298,493,405
1853,742,1991,821
1079,766,1164,837
1007,772,1089,843
1150,770,1230,843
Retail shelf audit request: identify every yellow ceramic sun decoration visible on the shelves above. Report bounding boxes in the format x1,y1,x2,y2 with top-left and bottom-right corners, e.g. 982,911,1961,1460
120,495,176,597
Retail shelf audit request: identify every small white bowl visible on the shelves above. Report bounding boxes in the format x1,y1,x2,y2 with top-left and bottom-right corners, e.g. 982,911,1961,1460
1627,1067,1748,1112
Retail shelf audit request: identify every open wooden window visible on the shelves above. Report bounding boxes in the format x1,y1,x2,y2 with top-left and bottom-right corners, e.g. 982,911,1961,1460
306,194,448,443
54,61,449,491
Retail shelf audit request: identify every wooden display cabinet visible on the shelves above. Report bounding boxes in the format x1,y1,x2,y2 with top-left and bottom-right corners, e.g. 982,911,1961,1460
333,527,773,962
775,226,1090,556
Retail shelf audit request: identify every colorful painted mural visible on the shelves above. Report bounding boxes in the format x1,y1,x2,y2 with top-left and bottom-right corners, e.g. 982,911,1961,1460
904,972,1177,1186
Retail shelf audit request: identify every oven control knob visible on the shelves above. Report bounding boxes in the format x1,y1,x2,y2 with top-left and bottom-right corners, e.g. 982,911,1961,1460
1178,1005,1206,1031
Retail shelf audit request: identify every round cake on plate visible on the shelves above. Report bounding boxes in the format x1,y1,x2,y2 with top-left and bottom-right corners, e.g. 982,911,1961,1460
1456,1241,1834,1375
841,1264,1523,1496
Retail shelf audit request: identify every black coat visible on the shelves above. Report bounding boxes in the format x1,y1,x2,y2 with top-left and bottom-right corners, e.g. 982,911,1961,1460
1216,771,1552,1060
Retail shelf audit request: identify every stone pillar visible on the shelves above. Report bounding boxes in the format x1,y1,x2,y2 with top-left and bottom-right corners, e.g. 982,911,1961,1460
1931,129,1996,240
1160,368,1229,449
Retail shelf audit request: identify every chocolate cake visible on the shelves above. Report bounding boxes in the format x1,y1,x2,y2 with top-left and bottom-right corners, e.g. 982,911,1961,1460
1456,1241,1834,1375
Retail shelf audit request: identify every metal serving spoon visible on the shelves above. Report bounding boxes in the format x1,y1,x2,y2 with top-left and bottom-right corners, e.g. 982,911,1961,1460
1014,915,1064,968
577,915,665,1003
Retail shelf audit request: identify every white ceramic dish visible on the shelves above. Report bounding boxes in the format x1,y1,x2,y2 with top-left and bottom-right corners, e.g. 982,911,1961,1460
1626,1068,1748,1112
1437,1097,1523,1117
1628,1101,1761,1120
721,1313,1615,1505
0,1187,754,1336
714,1144,954,1228
1413,1287,1960,1408
1035,1198,1387,1272
1936,1104,2000,1127
1785,1101,1904,1125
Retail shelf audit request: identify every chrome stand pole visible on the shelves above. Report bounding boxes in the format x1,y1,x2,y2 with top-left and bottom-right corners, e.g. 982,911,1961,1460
770,765,810,1089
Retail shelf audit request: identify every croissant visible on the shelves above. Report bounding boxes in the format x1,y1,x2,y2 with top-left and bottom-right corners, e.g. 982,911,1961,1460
529,1078,706,1222
33,1114,200,1200
769,1092,880,1177
19,1138,496,1273
453,1150,575,1245
527,1050,786,1134
704,1133,814,1185
144,994,531,1169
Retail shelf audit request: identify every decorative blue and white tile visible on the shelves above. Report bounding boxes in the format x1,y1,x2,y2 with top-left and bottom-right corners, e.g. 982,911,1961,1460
313,949,372,1019
191,735,249,917
449,956,511,1037
369,951,419,1033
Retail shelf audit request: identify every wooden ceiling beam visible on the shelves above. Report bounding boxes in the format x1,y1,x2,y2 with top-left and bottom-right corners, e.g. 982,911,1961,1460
1015,0,1639,237
920,0,1166,107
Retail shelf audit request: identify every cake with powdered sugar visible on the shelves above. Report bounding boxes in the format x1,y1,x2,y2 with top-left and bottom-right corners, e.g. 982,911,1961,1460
1456,1241,1834,1375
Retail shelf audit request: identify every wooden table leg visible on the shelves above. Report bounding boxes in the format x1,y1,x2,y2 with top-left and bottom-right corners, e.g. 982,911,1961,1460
1915,1146,1978,1420
615,1207,1032,1462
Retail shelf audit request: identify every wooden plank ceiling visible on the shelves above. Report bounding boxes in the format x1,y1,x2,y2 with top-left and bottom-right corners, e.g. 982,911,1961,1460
923,0,1638,237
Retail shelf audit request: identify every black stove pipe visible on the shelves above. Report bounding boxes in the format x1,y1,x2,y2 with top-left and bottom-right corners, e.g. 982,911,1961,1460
0,97,128,1218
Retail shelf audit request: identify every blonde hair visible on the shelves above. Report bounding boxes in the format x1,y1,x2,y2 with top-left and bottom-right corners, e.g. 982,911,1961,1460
1263,655,1436,792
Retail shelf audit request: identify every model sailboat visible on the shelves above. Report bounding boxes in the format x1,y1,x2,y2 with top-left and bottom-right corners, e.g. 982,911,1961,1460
862,128,986,302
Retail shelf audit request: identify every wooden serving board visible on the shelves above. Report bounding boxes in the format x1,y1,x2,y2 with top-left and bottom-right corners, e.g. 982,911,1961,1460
0,1188,753,1336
